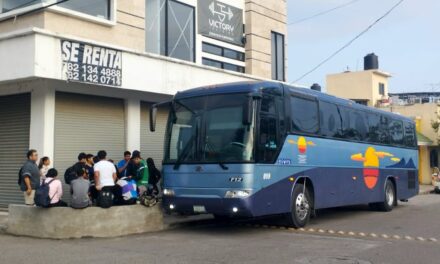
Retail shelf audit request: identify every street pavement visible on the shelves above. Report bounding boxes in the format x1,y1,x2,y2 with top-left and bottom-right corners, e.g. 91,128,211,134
1,194,440,264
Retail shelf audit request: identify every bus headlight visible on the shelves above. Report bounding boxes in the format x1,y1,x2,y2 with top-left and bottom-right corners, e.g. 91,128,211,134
163,189,175,197
225,190,251,198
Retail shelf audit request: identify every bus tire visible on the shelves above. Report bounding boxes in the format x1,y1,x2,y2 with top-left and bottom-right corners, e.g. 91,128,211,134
286,183,312,228
376,180,396,212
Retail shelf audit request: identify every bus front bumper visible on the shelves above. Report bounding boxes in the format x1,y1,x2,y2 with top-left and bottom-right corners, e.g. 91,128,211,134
162,196,254,217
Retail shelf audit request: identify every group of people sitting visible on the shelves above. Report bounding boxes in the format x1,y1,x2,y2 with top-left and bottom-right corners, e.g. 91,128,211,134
19,149,161,209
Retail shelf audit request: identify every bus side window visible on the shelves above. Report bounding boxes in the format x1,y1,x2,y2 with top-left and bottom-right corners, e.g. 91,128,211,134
319,101,342,138
367,114,380,143
379,115,390,145
404,121,416,148
290,96,319,134
258,116,278,163
389,119,404,145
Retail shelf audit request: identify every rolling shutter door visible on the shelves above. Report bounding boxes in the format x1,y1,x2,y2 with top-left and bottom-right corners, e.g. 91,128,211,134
140,102,168,169
54,92,125,201
0,93,30,208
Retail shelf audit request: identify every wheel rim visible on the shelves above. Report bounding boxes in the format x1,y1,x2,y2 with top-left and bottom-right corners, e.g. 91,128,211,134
386,184,394,207
295,193,310,221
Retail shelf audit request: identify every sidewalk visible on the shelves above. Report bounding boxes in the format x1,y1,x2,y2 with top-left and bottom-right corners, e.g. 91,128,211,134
419,184,434,195
0,211,7,233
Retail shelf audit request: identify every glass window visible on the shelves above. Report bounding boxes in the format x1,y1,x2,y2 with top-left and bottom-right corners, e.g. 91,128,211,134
59,0,110,19
202,58,244,73
167,0,195,62
350,111,368,141
404,121,416,148
258,116,278,163
291,96,319,134
165,94,255,163
202,43,222,56
146,0,166,55
1,0,40,13
389,119,404,145
202,42,245,62
271,31,285,81
367,114,380,143
224,62,244,73
319,101,342,138
379,83,385,96
224,48,245,61
146,0,195,62
378,115,390,144
202,58,222,69
261,96,276,115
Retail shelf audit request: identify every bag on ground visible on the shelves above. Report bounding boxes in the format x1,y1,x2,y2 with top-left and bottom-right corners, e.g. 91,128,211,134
34,179,55,208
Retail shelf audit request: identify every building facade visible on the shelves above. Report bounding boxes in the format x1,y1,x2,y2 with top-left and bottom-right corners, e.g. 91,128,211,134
0,0,287,207
326,54,391,107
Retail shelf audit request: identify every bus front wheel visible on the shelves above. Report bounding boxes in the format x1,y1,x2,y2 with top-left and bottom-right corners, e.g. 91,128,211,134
286,183,312,228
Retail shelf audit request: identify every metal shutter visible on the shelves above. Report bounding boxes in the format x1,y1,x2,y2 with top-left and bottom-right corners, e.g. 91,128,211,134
54,92,125,201
0,93,30,208
140,102,169,169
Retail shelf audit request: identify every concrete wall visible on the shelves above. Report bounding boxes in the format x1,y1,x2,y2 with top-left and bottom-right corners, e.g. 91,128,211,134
245,0,287,80
7,204,164,239
326,70,390,107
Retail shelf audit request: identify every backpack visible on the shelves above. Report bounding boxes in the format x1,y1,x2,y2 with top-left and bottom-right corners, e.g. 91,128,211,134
17,168,23,186
34,179,55,208
98,188,114,208
140,186,158,207
64,166,77,185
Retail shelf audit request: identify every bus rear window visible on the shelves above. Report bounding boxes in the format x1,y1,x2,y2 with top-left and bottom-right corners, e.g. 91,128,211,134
404,121,416,148
389,119,404,145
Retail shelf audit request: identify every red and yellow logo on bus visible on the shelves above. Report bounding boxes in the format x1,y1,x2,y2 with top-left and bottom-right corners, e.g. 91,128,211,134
351,147,400,189
288,136,316,154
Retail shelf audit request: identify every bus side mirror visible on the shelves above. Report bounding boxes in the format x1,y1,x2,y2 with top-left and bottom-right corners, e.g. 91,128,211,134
150,105,158,132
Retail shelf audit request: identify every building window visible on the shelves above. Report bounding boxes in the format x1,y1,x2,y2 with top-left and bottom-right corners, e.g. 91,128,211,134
202,58,245,73
0,0,111,20
1,0,36,13
379,83,385,96
58,0,111,20
202,42,245,62
146,0,195,62
271,31,285,81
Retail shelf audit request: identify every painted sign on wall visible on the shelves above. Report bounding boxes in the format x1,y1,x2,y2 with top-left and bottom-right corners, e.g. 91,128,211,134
61,40,122,87
198,0,244,46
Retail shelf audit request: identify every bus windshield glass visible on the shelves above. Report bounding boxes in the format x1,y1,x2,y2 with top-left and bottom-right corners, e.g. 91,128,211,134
165,93,255,164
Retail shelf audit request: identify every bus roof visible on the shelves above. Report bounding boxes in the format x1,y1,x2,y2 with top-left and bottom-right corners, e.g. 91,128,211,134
174,81,414,123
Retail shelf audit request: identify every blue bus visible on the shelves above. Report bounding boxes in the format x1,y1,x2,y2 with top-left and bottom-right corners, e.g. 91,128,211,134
150,81,418,227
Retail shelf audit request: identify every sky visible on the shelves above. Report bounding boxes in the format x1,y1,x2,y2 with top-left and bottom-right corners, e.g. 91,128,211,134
287,0,440,93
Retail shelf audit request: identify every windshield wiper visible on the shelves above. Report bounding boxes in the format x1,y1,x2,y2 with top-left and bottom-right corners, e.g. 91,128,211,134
218,162,229,171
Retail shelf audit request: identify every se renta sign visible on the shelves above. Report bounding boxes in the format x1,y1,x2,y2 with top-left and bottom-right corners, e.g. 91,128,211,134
198,0,244,46
61,40,122,87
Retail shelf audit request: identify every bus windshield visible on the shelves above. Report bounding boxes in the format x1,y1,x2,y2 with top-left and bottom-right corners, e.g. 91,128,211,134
165,93,255,165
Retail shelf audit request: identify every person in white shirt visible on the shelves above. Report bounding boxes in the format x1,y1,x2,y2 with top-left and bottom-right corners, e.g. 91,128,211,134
38,156,51,181
93,150,117,190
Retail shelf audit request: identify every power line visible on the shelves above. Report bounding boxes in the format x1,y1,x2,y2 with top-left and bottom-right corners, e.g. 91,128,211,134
291,0,405,84
289,0,362,25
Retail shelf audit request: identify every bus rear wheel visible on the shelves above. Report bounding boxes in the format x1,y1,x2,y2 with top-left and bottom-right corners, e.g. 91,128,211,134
374,180,396,212
286,183,312,228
